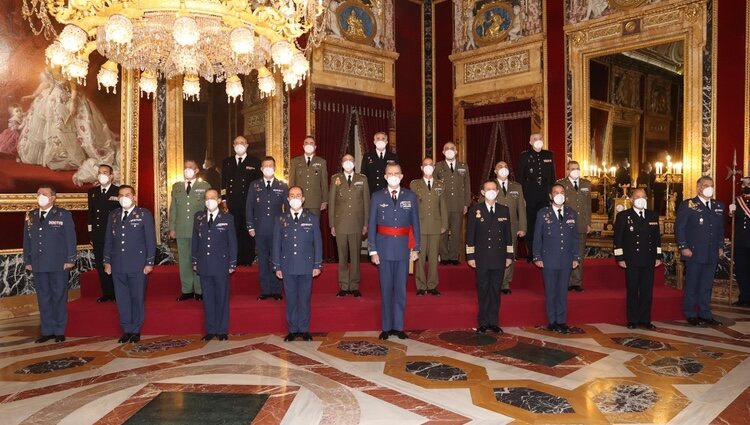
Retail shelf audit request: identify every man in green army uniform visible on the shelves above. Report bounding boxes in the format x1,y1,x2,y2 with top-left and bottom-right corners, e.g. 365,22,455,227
556,160,592,292
435,142,472,265
329,154,370,297
289,136,328,216
170,159,211,301
410,158,448,295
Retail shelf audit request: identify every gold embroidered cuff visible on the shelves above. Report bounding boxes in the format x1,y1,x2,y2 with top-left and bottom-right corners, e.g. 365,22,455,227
506,246,514,253
614,248,624,256
466,246,475,254
656,247,662,254
220,189,227,195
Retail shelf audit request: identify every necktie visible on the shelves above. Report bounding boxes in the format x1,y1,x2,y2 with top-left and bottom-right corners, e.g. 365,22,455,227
502,182,507,196
186,181,192,195
392,190,397,204
379,153,383,160
208,213,214,228
266,180,271,191
294,212,299,222
348,175,352,186
427,180,432,191
306,157,311,166
490,206,494,215
40,211,46,222
450,163,454,173
122,210,129,221
102,188,106,195
574,180,579,191
237,157,241,166
639,211,644,219
557,208,563,222
706,201,711,210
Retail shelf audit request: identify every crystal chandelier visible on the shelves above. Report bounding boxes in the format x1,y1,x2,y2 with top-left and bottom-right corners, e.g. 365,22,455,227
23,0,327,101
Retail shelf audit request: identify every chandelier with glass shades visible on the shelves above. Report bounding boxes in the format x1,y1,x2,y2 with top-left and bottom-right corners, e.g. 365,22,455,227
22,0,326,101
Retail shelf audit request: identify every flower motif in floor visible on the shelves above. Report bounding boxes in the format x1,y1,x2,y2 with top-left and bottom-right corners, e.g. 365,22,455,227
15,356,94,375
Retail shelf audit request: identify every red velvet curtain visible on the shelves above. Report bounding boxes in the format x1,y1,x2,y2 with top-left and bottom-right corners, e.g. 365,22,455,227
314,88,393,261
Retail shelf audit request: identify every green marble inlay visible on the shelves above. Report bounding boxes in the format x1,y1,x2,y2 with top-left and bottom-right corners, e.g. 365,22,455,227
496,342,578,367
125,392,269,424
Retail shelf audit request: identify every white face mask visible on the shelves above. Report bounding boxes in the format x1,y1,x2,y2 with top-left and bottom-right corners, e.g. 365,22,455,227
484,190,498,201
553,193,566,205
422,165,434,176
97,174,110,186
303,144,315,154
262,167,275,178
119,196,133,209
342,161,354,172
444,149,456,160
496,167,509,178
532,140,544,151
633,198,647,210
234,144,247,155
375,140,387,150
702,186,714,198
205,199,219,211
386,175,401,187
289,198,303,210
37,194,50,208
569,169,580,180
184,168,196,179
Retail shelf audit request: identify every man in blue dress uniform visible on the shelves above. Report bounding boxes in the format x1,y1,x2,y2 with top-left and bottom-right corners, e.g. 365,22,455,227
466,180,514,334
192,189,237,341
675,176,725,327
23,186,77,343
533,183,581,333
87,164,119,303
368,163,420,340
247,156,288,300
103,185,157,343
272,186,323,342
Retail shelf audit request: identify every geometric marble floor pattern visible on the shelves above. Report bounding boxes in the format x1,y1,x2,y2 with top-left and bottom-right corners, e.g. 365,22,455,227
1,306,750,424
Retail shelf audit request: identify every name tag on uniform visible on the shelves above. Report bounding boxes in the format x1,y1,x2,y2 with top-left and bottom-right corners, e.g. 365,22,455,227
301,222,313,228
273,188,284,193
109,196,119,201
216,222,228,227
457,168,466,175
543,159,552,163
649,221,659,226
509,191,519,195
312,163,322,168
400,201,412,209
245,166,256,170
715,209,723,213
48,220,64,226
194,188,205,193
354,181,364,186
566,219,575,224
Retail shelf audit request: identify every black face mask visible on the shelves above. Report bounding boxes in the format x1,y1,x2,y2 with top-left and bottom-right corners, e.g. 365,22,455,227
743,187,750,194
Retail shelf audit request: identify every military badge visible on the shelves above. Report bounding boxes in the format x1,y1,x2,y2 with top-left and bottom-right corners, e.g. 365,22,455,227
335,177,341,186
475,210,482,218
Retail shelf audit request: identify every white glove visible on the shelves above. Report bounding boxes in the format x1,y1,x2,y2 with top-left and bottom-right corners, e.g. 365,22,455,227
729,204,737,213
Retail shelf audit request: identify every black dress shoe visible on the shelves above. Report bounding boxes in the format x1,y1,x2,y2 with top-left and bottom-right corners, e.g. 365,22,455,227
546,324,558,332
177,293,194,301
475,326,488,333
194,294,203,301
641,323,656,330
54,335,66,342
569,286,584,292
416,290,426,296
118,333,131,343
731,301,750,307
557,324,571,334
378,331,390,340
627,323,637,329
217,334,228,341
34,335,53,343
501,289,511,295
97,296,109,303
429,289,441,296
702,318,724,327
439,260,450,265
301,332,313,341
257,294,269,300
336,290,348,297
393,330,408,339
489,326,504,335
272,294,283,300
351,290,362,297
129,333,141,343
687,317,703,326
283,333,296,342
451,260,461,265
201,334,215,341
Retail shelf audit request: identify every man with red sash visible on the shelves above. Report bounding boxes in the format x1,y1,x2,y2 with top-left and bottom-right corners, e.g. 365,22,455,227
368,163,420,340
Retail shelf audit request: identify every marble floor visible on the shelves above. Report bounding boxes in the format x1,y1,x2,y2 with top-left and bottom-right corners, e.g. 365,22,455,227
1,306,750,424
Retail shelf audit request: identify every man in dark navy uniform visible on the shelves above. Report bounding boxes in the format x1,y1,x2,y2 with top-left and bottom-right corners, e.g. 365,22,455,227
466,180,514,334
518,133,556,260
533,183,580,333
23,186,77,343
103,185,157,343
361,131,399,194
221,135,261,266
192,189,237,341
247,156,288,300
614,188,663,329
368,163,420,340
729,176,750,307
272,186,323,342
87,164,120,303
676,176,725,327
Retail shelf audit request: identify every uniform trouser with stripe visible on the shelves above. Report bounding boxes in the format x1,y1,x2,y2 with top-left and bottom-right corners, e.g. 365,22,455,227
91,238,115,298
502,235,519,290
735,245,750,304
378,259,409,331
683,260,717,319
177,237,201,294
232,212,254,266
439,212,463,261
336,232,362,291
113,272,147,334
415,234,440,290
201,274,230,334
543,268,572,324
256,234,281,295
625,265,654,324
569,233,587,287
475,266,504,327
283,274,313,333
35,271,69,335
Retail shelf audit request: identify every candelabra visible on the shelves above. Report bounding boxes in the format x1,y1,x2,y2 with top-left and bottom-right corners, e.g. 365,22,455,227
583,161,618,216
654,155,683,219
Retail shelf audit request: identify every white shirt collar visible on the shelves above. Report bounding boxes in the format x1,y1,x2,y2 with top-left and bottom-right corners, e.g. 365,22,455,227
569,176,579,184
305,154,314,161
344,171,354,178
40,206,52,214
208,210,217,220
388,187,401,197
498,179,507,186
375,148,386,156
554,205,564,214
447,159,456,166
291,208,303,215
101,184,111,192
485,202,496,212
185,179,195,186
265,177,275,185
235,155,245,161
123,205,135,214
424,177,433,183
633,206,645,214
698,195,711,204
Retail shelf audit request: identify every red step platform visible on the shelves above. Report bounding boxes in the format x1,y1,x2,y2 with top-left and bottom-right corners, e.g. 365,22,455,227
66,259,684,336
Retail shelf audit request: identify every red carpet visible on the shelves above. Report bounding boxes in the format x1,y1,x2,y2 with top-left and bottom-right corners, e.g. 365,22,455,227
66,259,683,336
